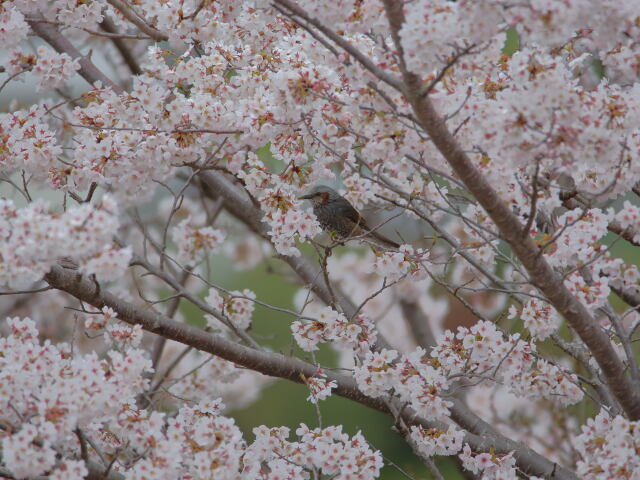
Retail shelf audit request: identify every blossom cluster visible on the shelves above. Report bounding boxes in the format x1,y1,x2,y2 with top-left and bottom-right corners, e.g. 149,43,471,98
572,409,640,479
543,209,610,269
354,320,583,429
84,306,143,349
0,4,30,50
612,201,640,244
108,400,384,480
508,299,561,341
400,0,502,76
302,371,338,404
354,347,455,423
0,106,62,183
291,306,377,355
432,321,583,406
410,424,465,458
2,0,640,477
370,244,427,282
62,84,188,197
0,317,152,479
172,216,226,266
459,444,518,480
32,46,81,93
0,318,383,479
0,196,131,287
244,423,383,479
237,154,323,256
205,287,256,330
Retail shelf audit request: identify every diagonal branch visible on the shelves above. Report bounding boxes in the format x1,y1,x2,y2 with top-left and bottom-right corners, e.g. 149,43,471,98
27,20,125,94
381,0,640,420
106,0,168,42
272,0,403,92
198,171,359,317
45,263,370,406
44,264,578,480
100,16,143,76
400,299,437,353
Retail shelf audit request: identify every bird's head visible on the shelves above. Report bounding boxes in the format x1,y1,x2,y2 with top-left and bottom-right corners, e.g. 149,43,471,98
298,185,341,207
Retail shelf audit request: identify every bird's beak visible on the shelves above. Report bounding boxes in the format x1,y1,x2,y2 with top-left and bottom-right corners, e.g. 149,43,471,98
298,193,313,200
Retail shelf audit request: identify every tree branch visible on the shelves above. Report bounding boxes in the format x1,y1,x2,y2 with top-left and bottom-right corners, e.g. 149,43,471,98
197,171,359,317
43,264,578,480
271,0,403,92
400,299,437,353
27,20,125,94
100,16,143,76
381,0,640,421
106,0,168,42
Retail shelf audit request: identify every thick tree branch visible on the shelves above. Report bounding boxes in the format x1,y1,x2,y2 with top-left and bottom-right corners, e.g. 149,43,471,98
44,264,577,480
400,299,437,352
612,284,640,311
27,20,125,94
131,254,261,349
381,0,640,421
100,17,143,76
44,264,375,408
106,0,169,42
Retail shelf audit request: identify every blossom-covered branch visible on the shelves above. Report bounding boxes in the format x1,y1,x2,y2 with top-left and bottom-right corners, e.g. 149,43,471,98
3,1,640,478
380,0,640,420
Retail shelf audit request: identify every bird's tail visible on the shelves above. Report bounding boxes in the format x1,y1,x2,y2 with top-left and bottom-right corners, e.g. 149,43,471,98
367,230,400,250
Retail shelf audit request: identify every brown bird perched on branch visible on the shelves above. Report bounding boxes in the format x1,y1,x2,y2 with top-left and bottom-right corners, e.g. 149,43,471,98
299,185,400,249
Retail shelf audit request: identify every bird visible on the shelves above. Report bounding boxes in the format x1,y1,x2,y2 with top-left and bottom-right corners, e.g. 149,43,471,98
299,185,400,249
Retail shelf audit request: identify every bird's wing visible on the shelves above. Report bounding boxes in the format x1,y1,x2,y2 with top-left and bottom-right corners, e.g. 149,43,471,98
337,201,370,230
336,200,399,248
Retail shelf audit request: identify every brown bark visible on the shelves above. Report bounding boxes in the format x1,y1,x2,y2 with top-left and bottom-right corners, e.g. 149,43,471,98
44,264,577,479
381,0,640,420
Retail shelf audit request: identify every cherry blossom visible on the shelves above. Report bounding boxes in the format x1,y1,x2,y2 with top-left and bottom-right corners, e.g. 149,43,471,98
0,5,30,50
303,371,338,404
2,424,57,479
410,423,465,458
432,321,584,406
2,0,640,478
370,245,427,282
353,349,399,398
173,217,226,266
0,106,62,183
612,201,640,244
573,409,640,480
205,288,256,330
459,443,518,480
244,423,383,479
55,0,103,30
0,318,152,478
32,46,80,93
292,306,377,354
508,299,561,340
0,196,131,287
